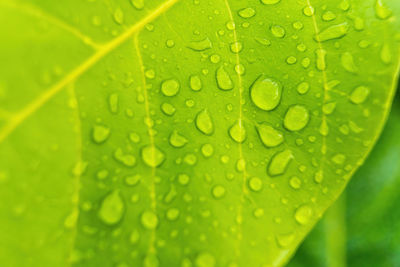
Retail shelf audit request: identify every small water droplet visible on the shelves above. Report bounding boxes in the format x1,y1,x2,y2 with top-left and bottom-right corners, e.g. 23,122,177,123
250,75,282,111
238,7,256,18
195,109,214,135
315,48,327,71
141,210,158,229
341,52,358,73
131,0,144,10
195,252,216,267
169,131,188,148
295,205,313,225
161,103,176,116
190,75,202,91
216,66,234,90
284,105,310,131
256,123,284,148
141,145,165,167
166,208,180,221
229,120,246,143
201,144,214,157
261,0,281,5
188,37,212,51
297,82,310,94
289,176,302,189
98,190,125,225
268,149,294,176
271,25,286,38
92,125,110,144
375,0,392,20
113,8,124,25
248,177,263,192
230,42,243,53
315,22,349,42
303,5,315,17
350,86,370,104
109,93,119,114
161,79,180,96
276,233,295,247
212,185,226,199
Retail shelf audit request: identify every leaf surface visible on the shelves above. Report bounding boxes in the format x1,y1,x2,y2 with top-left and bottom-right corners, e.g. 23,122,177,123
0,0,400,266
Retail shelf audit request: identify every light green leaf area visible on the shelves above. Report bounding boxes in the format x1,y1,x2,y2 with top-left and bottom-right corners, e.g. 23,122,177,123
289,93,400,267
0,0,399,266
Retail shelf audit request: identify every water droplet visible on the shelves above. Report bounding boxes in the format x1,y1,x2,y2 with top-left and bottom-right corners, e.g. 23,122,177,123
161,79,180,96
381,44,392,64
286,56,297,65
284,105,310,131
229,120,246,143
341,52,357,73
169,131,188,148
332,154,346,165
230,42,243,53
350,86,370,104
295,205,313,225
289,176,302,189
190,75,202,91
114,148,136,167
250,75,282,111
178,173,190,186
314,170,324,183
166,208,180,221
131,0,144,10
188,37,212,51
268,149,294,176
248,177,263,192
92,125,110,144
315,22,349,42
113,8,124,25
201,144,214,157
161,103,176,116
319,120,329,136
375,0,392,20
143,254,159,267
216,66,234,90
98,190,125,225
276,233,295,247
322,102,336,115
141,210,158,229
125,174,141,186
195,252,216,267
109,93,119,114
212,185,226,199
195,109,214,135
261,0,281,5
141,145,165,167
256,123,284,148
322,11,336,21
130,229,140,244
238,7,256,18
303,5,315,17
297,82,310,94
271,25,286,38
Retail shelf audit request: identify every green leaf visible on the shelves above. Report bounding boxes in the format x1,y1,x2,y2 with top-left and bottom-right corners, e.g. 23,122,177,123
0,0,399,266
289,92,400,267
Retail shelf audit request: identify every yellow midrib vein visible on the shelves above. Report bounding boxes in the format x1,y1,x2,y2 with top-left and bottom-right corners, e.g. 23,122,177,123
0,0,180,144
307,0,329,178
224,0,249,257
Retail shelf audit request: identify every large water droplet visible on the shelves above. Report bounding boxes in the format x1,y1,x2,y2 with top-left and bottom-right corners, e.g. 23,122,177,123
98,190,125,225
250,76,282,111
350,86,370,104
92,125,110,144
284,105,310,131
375,0,392,20
271,25,286,38
229,120,246,143
238,7,256,18
188,37,212,51
161,79,180,96
256,123,284,148
294,205,313,225
141,145,165,167
216,66,234,90
195,109,214,135
169,130,188,148
315,23,349,42
268,149,294,176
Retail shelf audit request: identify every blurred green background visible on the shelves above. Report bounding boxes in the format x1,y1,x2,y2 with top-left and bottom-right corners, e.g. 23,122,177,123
289,85,400,267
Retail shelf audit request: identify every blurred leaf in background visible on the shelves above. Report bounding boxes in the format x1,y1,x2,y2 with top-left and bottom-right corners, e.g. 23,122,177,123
289,89,400,267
